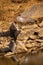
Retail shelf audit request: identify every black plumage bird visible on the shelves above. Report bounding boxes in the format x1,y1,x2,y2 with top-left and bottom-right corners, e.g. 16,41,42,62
0,23,20,41
0,40,16,53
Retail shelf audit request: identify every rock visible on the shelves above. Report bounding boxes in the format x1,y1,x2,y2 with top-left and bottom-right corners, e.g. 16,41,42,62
4,52,14,57
16,3,43,22
11,0,28,3
32,42,40,47
39,47,43,52
25,43,33,48
39,21,43,27
29,35,37,40
16,16,35,23
16,41,28,51
41,43,43,46
35,39,43,43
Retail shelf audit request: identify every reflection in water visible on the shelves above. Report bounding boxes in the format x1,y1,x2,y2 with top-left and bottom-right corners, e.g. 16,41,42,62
0,57,18,65
20,52,43,65
0,52,43,65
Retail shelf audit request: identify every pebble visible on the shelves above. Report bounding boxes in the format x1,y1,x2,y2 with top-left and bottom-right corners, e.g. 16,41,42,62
29,35,37,40
26,43,33,48
4,52,14,57
36,39,43,43
39,21,43,27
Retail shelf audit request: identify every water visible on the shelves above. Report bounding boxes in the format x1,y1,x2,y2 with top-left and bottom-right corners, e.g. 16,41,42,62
0,57,17,65
0,52,43,65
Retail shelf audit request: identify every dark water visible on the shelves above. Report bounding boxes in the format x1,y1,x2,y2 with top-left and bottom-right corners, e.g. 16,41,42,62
20,52,43,65
0,52,43,65
0,57,17,65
